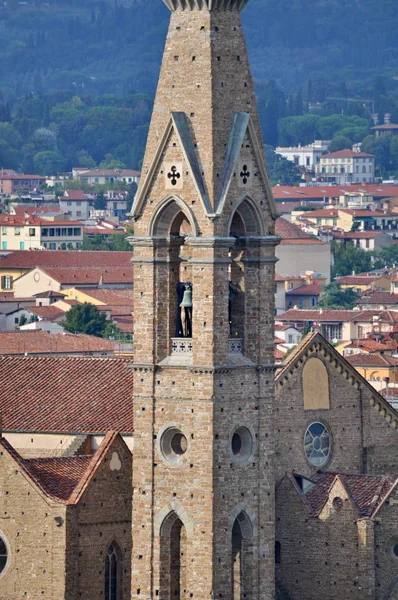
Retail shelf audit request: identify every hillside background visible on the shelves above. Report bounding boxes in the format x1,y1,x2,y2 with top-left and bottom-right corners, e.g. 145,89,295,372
0,0,398,180
1,0,397,97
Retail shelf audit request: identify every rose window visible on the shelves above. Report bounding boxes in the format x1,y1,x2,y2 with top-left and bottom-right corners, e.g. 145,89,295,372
304,422,331,467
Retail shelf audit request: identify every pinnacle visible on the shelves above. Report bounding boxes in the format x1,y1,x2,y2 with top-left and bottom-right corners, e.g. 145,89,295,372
162,0,249,11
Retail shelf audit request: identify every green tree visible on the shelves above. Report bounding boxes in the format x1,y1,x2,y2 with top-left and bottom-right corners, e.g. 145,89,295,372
94,191,107,210
372,245,398,269
266,149,301,185
318,283,359,309
19,314,27,326
61,303,108,337
33,150,65,175
332,242,372,278
328,135,352,153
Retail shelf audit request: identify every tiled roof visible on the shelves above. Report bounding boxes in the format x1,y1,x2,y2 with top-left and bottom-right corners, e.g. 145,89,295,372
0,250,132,269
321,150,374,159
272,185,398,201
344,338,398,352
278,309,355,322
26,305,65,320
0,215,81,226
303,209,340,217
333,230,390,239
60,190,87,201
286,282,323,296
336,275,382,285
275,218,325,245
371,123,398,130
0,431,127,504
278,308,398,324
39,266,132,285
346,353,398,367
34,290,66,298
12,205,62,216
275,323,298,331
358,291,398,305
0,331,115,355
76,288,133,305
79,169,140,177
0,174,46,180
23,455,92,502
0,356,134,433
297,471,396,518
112,315,133,332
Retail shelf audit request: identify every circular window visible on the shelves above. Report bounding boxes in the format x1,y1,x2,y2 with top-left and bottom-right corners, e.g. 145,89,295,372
304,422,331,467
332,497,343,511
393,543,398,558
230,426,253,464
160,427,188,465
0,536,8,574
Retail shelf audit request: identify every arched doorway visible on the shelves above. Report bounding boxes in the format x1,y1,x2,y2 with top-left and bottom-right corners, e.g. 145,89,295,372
160,511,188,599
231,511,253,600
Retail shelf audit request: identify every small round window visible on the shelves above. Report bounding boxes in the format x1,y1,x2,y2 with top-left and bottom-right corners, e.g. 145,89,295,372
304,422,331,467
160,427,188,465
230,426,253,464
0,536,7,574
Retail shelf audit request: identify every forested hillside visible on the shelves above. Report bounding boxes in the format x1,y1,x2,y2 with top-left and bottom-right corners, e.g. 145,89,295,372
1,0,398,181
0,0,397,99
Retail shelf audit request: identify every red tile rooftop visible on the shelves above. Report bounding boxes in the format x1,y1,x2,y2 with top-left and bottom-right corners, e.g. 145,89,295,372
275,217,326,244
0,330,116,355
297,471,396,518
285,282,323,296
321,150,374,159
273,184,398,201
0,250,132,269
0,356,134,433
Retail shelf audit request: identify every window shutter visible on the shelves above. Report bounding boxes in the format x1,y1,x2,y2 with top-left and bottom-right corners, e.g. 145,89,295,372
0,276,5,290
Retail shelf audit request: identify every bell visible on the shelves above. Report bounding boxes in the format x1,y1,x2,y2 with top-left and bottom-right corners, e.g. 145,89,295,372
180,287,192,308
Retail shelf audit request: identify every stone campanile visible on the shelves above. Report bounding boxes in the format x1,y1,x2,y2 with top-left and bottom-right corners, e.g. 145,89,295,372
130,0,279,598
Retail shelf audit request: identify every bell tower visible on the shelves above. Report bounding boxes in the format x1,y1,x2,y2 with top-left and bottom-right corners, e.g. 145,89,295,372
130,1,279,599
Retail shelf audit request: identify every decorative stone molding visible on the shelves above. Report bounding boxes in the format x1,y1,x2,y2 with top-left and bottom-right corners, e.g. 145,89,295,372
162,0,250,12
229,338,243,354
171,337,193,355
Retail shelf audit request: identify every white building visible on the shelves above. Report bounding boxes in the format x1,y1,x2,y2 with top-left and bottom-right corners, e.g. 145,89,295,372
316,149,375,184
59,190,90,220
72,168,141,187
275,140,330,171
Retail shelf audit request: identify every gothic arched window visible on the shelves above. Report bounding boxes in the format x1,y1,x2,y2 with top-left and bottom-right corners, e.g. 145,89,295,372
0,536,7,574
105,543,119,600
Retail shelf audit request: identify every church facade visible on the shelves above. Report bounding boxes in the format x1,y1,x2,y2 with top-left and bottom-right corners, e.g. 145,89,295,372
1,1,398,599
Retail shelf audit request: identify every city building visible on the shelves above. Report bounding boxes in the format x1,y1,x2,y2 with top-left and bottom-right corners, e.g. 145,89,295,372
0,171,46,195
316,149,375,184
59,189,90,220
371,123,398,137
0,215,83,250
275,140,330,171
72,168,141,186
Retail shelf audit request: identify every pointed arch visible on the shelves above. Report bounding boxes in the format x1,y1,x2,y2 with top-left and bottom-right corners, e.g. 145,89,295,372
230,510,254,600
227,195,266,237
149,195,199,237
104,541,121,600
159,510,188,600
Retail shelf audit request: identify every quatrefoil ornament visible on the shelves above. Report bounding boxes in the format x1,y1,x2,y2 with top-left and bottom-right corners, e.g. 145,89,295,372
165,162,183,190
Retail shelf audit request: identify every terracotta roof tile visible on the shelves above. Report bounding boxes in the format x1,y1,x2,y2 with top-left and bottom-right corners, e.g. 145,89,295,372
38,266,132,285
346,353,398,367
0,250,132,269
358,291,398,305
23,456,92,502
299,471,396,518
273,185,398,201
286,282,323,296
275,218,326,245
26,305,65,320
0,356,134,434
0,331,115,355
321,150,374,159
